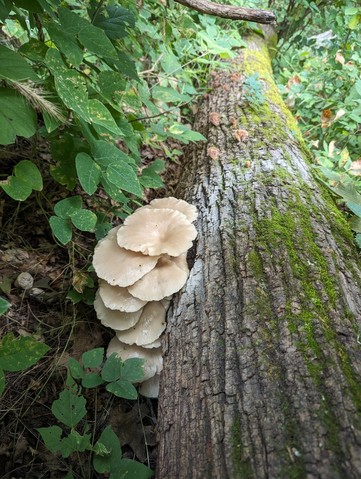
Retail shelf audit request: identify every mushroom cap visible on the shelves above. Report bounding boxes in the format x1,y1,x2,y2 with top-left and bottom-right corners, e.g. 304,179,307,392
107,337,162,381
94,290,143,331
148,197,198,223
99,280,146,312
115,301,166,346
116,208,197,256
128,256,188,301
139,374,160,398
93,227,159,287
142,339,162,349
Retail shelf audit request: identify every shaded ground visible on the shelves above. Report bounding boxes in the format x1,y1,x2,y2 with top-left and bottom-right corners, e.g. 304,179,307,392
0,141,170,478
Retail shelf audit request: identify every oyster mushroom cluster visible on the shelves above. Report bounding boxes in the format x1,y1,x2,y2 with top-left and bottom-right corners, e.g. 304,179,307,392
92,197,198,397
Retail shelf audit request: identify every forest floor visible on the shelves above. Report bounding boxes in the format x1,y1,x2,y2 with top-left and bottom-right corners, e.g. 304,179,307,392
0,140,171,478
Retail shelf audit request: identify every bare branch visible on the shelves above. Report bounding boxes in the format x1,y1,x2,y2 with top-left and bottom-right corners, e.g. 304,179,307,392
174,0,276,24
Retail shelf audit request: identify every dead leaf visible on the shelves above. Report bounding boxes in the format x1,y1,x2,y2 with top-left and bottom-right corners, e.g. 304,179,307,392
335,50,345,65
286,74,301,90
72,272,89,293
209,112,220,126
110,403,157,462
348,159,361,176
321,109,333,129
207,147,220,160
245,160,251,168
234,129,249,142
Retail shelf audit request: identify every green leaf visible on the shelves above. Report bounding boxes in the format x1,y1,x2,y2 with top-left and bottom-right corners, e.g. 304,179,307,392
100,177,129,203
46,49,90,122
121,358,144,383
61,430,92,458
92,140,134,168
106,379,138,400
0,297,10,316
70,209,97,232
76,153,101,195
113,52,139,82
0,368,5,396
152,86,191,103
68,358,84,380
349,216,361,233
348,14,360,30
101,353,123,382
168,124,207,143
45,20,83,67
0,333,49,372
59,8,118,60
139,160,165,188
116,458,154,479
14,0,43,12
0,0,12,22
93,5,135,40
54,196,83,219
19,39,48,62
51,388,87,428
50,135,77,190
98,71,126,111
14,160,43,191
88,99,124,136
49,216,73,245
93,426,122,474
347,202,361,218
0,44,39,82
0,87,37,145
106,162,142,197
37,425,63,454
0,176,32,201
82,348,104,368
356,234,361,248
82,373,104,388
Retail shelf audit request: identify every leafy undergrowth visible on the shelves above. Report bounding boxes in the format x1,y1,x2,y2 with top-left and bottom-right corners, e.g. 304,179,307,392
0,177,157,478
274,2,361,247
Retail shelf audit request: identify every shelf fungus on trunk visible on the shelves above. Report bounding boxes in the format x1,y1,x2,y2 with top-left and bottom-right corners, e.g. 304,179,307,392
92,197,198,397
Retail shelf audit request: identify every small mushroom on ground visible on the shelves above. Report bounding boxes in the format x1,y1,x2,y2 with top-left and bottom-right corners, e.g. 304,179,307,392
145,197,198,223
94,291,143,331
98,280,146,312
107,337,163,382
93,227,159,287
139,374,160,398
14,272,34,290
128,256,188,301
116,208,197,256
115,301,166,346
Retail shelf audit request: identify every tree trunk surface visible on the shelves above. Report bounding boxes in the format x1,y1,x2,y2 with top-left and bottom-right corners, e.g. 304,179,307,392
156,34,361,479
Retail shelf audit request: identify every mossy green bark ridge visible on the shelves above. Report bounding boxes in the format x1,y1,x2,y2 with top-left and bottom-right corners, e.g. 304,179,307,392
157,33,361,479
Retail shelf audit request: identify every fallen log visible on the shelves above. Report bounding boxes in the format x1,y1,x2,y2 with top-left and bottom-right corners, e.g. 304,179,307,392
157,32,361,479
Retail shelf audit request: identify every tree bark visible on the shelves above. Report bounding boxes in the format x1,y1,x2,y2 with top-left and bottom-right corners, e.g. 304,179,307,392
157,33,361,479
174,0,276,24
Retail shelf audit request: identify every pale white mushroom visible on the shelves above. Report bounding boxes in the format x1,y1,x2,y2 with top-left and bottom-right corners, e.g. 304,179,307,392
93,226,159,287
107,337,163,382
148,197,198,223
172,253,189,272
94,290,143,331
128,256,188,301
115,302,166,346
139,374,160,398
99,280,146,312
116,208,197,256
142,339,162,349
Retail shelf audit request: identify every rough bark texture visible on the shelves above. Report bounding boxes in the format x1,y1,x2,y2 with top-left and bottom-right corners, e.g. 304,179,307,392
157,34,361,479
174,0,276,24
